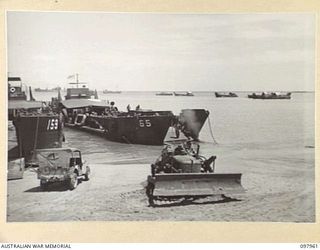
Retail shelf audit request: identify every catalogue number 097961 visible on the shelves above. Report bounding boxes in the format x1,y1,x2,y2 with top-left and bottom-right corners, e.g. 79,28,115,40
300,244,318,248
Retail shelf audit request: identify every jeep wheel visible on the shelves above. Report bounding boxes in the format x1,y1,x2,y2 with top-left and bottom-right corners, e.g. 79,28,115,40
69,173,78,190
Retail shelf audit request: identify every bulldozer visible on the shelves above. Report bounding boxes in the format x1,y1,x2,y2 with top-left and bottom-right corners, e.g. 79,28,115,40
146,140,245,206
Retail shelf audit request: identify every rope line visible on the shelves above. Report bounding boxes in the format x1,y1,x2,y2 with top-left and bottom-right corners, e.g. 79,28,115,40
207,115,218,144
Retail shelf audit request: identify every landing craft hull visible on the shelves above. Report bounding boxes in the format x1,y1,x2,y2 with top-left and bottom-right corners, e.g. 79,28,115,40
156,92,173,96
85,112,174,145
215,92,238,98
248,93,291,99
13,114,64,164
248,95,291,99
64,109,209,145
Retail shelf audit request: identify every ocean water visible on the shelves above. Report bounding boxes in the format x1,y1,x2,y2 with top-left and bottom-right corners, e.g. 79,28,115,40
33,91,314,149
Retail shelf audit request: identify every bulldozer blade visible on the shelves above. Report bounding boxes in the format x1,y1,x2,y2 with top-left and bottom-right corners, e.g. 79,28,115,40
148,173,245,197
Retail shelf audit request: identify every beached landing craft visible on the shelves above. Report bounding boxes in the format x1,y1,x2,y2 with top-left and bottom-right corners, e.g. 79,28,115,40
61,100,209,145
13,114,64,165
248,92,291,100
59,78,209,145
8,77,64,169
215,92,238,98
145,140,245,206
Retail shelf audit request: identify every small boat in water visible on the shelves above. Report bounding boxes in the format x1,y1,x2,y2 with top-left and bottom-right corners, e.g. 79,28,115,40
35,87,61,92
173,91,194,96
156,92,173,96
103,90,122,94
248,92,291,100
215,92,238,98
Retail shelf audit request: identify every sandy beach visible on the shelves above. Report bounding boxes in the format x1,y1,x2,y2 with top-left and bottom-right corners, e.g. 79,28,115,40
7,126,315,222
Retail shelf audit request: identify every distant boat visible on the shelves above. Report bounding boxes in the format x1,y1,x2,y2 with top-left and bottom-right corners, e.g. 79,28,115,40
156,92,173,96
103,90,122,94
173,91,194,96
35,87,61,92
248,92,291,100
65,76,97,99
215,92,238,98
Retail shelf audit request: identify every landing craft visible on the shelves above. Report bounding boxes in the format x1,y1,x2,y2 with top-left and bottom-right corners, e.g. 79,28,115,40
156,91,173,96
248,92,291,99
8,77,64,171
215,92,238,98
59,75,209,145
173,91,194,96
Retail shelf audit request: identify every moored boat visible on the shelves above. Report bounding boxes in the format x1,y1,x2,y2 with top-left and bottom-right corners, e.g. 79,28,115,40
156,92,173,96
215,92,238,98
173,91,194,96
8,76,64,166
65,74,97,100
248,92,291,99
13,113,64,165
35,87,61,92
103,90,122,94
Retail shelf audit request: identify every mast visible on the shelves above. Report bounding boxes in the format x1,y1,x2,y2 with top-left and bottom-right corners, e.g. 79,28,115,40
29,86,35,101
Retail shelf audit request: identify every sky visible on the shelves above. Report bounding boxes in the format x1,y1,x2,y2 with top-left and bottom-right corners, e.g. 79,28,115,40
7,12,315,91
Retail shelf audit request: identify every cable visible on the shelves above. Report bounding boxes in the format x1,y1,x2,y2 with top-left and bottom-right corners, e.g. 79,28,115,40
207,115,218,144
